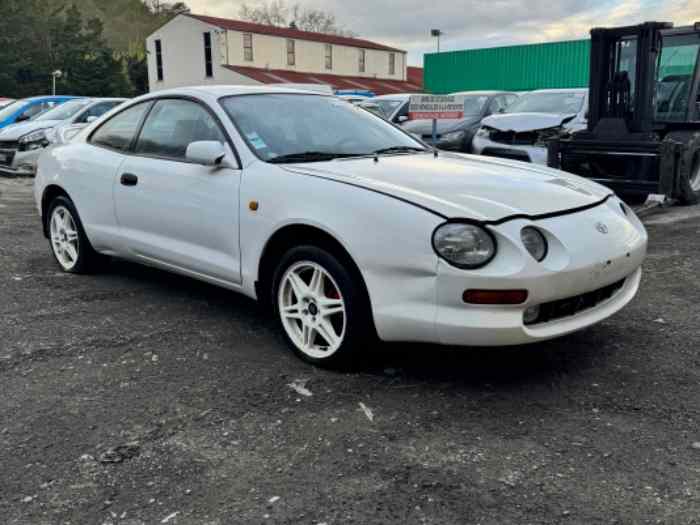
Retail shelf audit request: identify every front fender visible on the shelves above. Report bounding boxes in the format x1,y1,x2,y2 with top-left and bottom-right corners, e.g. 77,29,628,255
239,163,443,343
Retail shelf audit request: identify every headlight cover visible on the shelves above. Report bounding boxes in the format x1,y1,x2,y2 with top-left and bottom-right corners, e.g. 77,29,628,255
433,222,497,269
521,226,548,262
19,129,49,144
440,130,466,143
475,127,490,138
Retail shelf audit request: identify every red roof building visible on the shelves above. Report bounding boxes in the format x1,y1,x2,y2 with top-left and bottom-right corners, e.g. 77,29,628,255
146,14,422,96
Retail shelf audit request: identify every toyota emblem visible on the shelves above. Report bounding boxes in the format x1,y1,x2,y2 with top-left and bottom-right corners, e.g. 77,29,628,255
595,222,609,234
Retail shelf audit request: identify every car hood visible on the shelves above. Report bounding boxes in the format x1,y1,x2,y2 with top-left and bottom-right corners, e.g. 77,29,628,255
481,112,576,132
403,116,482,135
281,152,612,221
0,120,62,139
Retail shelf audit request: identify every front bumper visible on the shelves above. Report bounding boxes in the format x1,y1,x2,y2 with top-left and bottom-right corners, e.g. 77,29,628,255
472,134,547,165
0,147,40,176
431,199,647,346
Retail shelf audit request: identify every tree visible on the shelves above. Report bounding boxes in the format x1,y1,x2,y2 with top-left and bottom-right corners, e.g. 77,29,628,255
239,1,355,36
0,1,133,98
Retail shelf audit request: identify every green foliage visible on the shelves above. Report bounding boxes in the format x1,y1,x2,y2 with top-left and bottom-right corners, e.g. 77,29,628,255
0,0,186,98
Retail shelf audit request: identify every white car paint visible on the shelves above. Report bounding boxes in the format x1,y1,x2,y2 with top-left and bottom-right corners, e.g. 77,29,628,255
472,89,589,165
34,86,646,355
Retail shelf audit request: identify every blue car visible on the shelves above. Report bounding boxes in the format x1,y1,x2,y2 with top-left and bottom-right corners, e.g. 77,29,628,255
0,96,81,129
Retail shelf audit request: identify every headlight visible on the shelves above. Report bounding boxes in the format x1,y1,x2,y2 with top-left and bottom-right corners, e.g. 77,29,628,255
19,129,48,144
475,127,490,138
440,130,466,143
534,127,562,147
18,128,53,150
521,227,548,262
432,222,497,269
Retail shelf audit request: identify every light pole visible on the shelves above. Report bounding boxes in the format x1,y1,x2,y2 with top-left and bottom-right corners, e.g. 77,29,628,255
430,29,442,53
51,70,63,96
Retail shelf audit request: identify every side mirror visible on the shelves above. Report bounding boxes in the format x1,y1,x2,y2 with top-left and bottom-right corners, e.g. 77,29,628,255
397,115,409,123
186,141,232,168
86,116,98,123
15,114,30,123
498,107,506,113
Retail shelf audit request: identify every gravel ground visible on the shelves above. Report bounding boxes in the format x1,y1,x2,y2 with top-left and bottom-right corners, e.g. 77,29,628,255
1,177,699,525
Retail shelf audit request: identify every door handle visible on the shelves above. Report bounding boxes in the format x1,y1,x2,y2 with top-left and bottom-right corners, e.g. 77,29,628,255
120,173,138,186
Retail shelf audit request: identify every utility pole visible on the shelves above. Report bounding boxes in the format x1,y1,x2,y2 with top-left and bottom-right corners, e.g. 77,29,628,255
430,29,442,53
51,70,63,96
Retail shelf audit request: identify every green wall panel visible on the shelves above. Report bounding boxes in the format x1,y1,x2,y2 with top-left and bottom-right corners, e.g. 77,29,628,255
425,39,592,94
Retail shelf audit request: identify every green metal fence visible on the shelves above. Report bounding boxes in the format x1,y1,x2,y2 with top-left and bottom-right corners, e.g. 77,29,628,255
424,39,592,94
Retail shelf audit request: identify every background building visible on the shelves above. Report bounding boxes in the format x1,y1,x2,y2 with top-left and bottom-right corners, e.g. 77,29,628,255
146,14,422,95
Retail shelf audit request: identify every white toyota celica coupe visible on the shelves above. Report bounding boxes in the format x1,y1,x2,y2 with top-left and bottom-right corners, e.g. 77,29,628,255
34,86,647,367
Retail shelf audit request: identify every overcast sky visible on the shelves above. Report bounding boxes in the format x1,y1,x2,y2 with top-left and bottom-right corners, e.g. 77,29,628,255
185,0,700,65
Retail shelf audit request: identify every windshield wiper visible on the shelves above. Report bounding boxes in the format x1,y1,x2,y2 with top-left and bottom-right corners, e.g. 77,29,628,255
371,146,427,155
267,151,361,164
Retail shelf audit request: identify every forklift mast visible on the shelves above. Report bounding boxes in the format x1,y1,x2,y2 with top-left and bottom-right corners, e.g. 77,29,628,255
587,22,672,134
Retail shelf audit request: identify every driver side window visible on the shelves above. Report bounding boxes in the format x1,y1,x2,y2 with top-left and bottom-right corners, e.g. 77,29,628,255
134,99,226,161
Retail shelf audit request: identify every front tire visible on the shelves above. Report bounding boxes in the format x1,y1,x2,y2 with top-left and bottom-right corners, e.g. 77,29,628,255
272,246,370,368
47,196,105,273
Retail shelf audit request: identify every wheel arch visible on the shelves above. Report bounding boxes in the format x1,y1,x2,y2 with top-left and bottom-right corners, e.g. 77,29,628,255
256,223,376,332
41,184,71,238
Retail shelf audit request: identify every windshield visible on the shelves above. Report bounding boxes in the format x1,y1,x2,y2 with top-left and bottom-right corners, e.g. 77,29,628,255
33,99,90,121
460,95,489,115
506,92,586,114
0,100,26,121
655,34,700,121
365,99,403,118
221,94,426,163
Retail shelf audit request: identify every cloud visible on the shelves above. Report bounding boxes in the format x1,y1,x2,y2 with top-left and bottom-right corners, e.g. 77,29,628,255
184,0,700,65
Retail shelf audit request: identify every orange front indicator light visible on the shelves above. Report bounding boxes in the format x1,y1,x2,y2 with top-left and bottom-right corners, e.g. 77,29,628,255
463,289,529,305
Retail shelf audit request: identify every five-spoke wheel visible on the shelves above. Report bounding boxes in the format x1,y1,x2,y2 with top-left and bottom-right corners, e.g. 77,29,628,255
273,245,371,367
50,205,80,271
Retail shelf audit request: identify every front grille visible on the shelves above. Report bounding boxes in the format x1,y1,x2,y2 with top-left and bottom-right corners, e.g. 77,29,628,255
0,141,20,150
482,147,531,163
526,279,626,326
0,148,16,166
489,130,538,145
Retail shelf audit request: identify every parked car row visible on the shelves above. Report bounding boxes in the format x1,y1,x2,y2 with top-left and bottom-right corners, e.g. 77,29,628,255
0,96,126,176
356,88,589,166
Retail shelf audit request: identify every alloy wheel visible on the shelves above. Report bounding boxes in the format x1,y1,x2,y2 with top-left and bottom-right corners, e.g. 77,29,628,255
277,261,346,359
50,205,80,271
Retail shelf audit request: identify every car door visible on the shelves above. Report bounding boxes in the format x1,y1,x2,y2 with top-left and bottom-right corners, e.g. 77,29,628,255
113,97,242,285
74,101,153,251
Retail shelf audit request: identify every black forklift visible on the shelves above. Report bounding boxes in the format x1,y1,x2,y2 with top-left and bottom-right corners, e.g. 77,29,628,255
548,22,700,204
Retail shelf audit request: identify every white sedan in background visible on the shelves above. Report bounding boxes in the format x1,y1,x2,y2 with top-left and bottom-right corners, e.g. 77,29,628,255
472,89,588,165
34,86,647,367
0,97,125,176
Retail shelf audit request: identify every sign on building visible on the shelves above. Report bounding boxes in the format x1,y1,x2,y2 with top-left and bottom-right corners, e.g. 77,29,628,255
408,94,466,120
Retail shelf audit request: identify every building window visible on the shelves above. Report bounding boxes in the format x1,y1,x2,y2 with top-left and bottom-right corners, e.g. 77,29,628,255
243,33,253,61
287,39,295,66
359,49,366,73
203,32,213,78
325,44,333,70
155,39,163,81
389,53,395,75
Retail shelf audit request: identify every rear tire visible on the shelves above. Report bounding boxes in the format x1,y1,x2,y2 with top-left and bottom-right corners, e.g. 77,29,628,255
271,245,371,368
47,196,106,274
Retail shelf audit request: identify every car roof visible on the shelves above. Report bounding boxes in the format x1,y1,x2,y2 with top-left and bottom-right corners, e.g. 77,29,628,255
450,90,513,96
527,88,588,94
21,95,83,102
370,93,422,101
151,85,332,99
